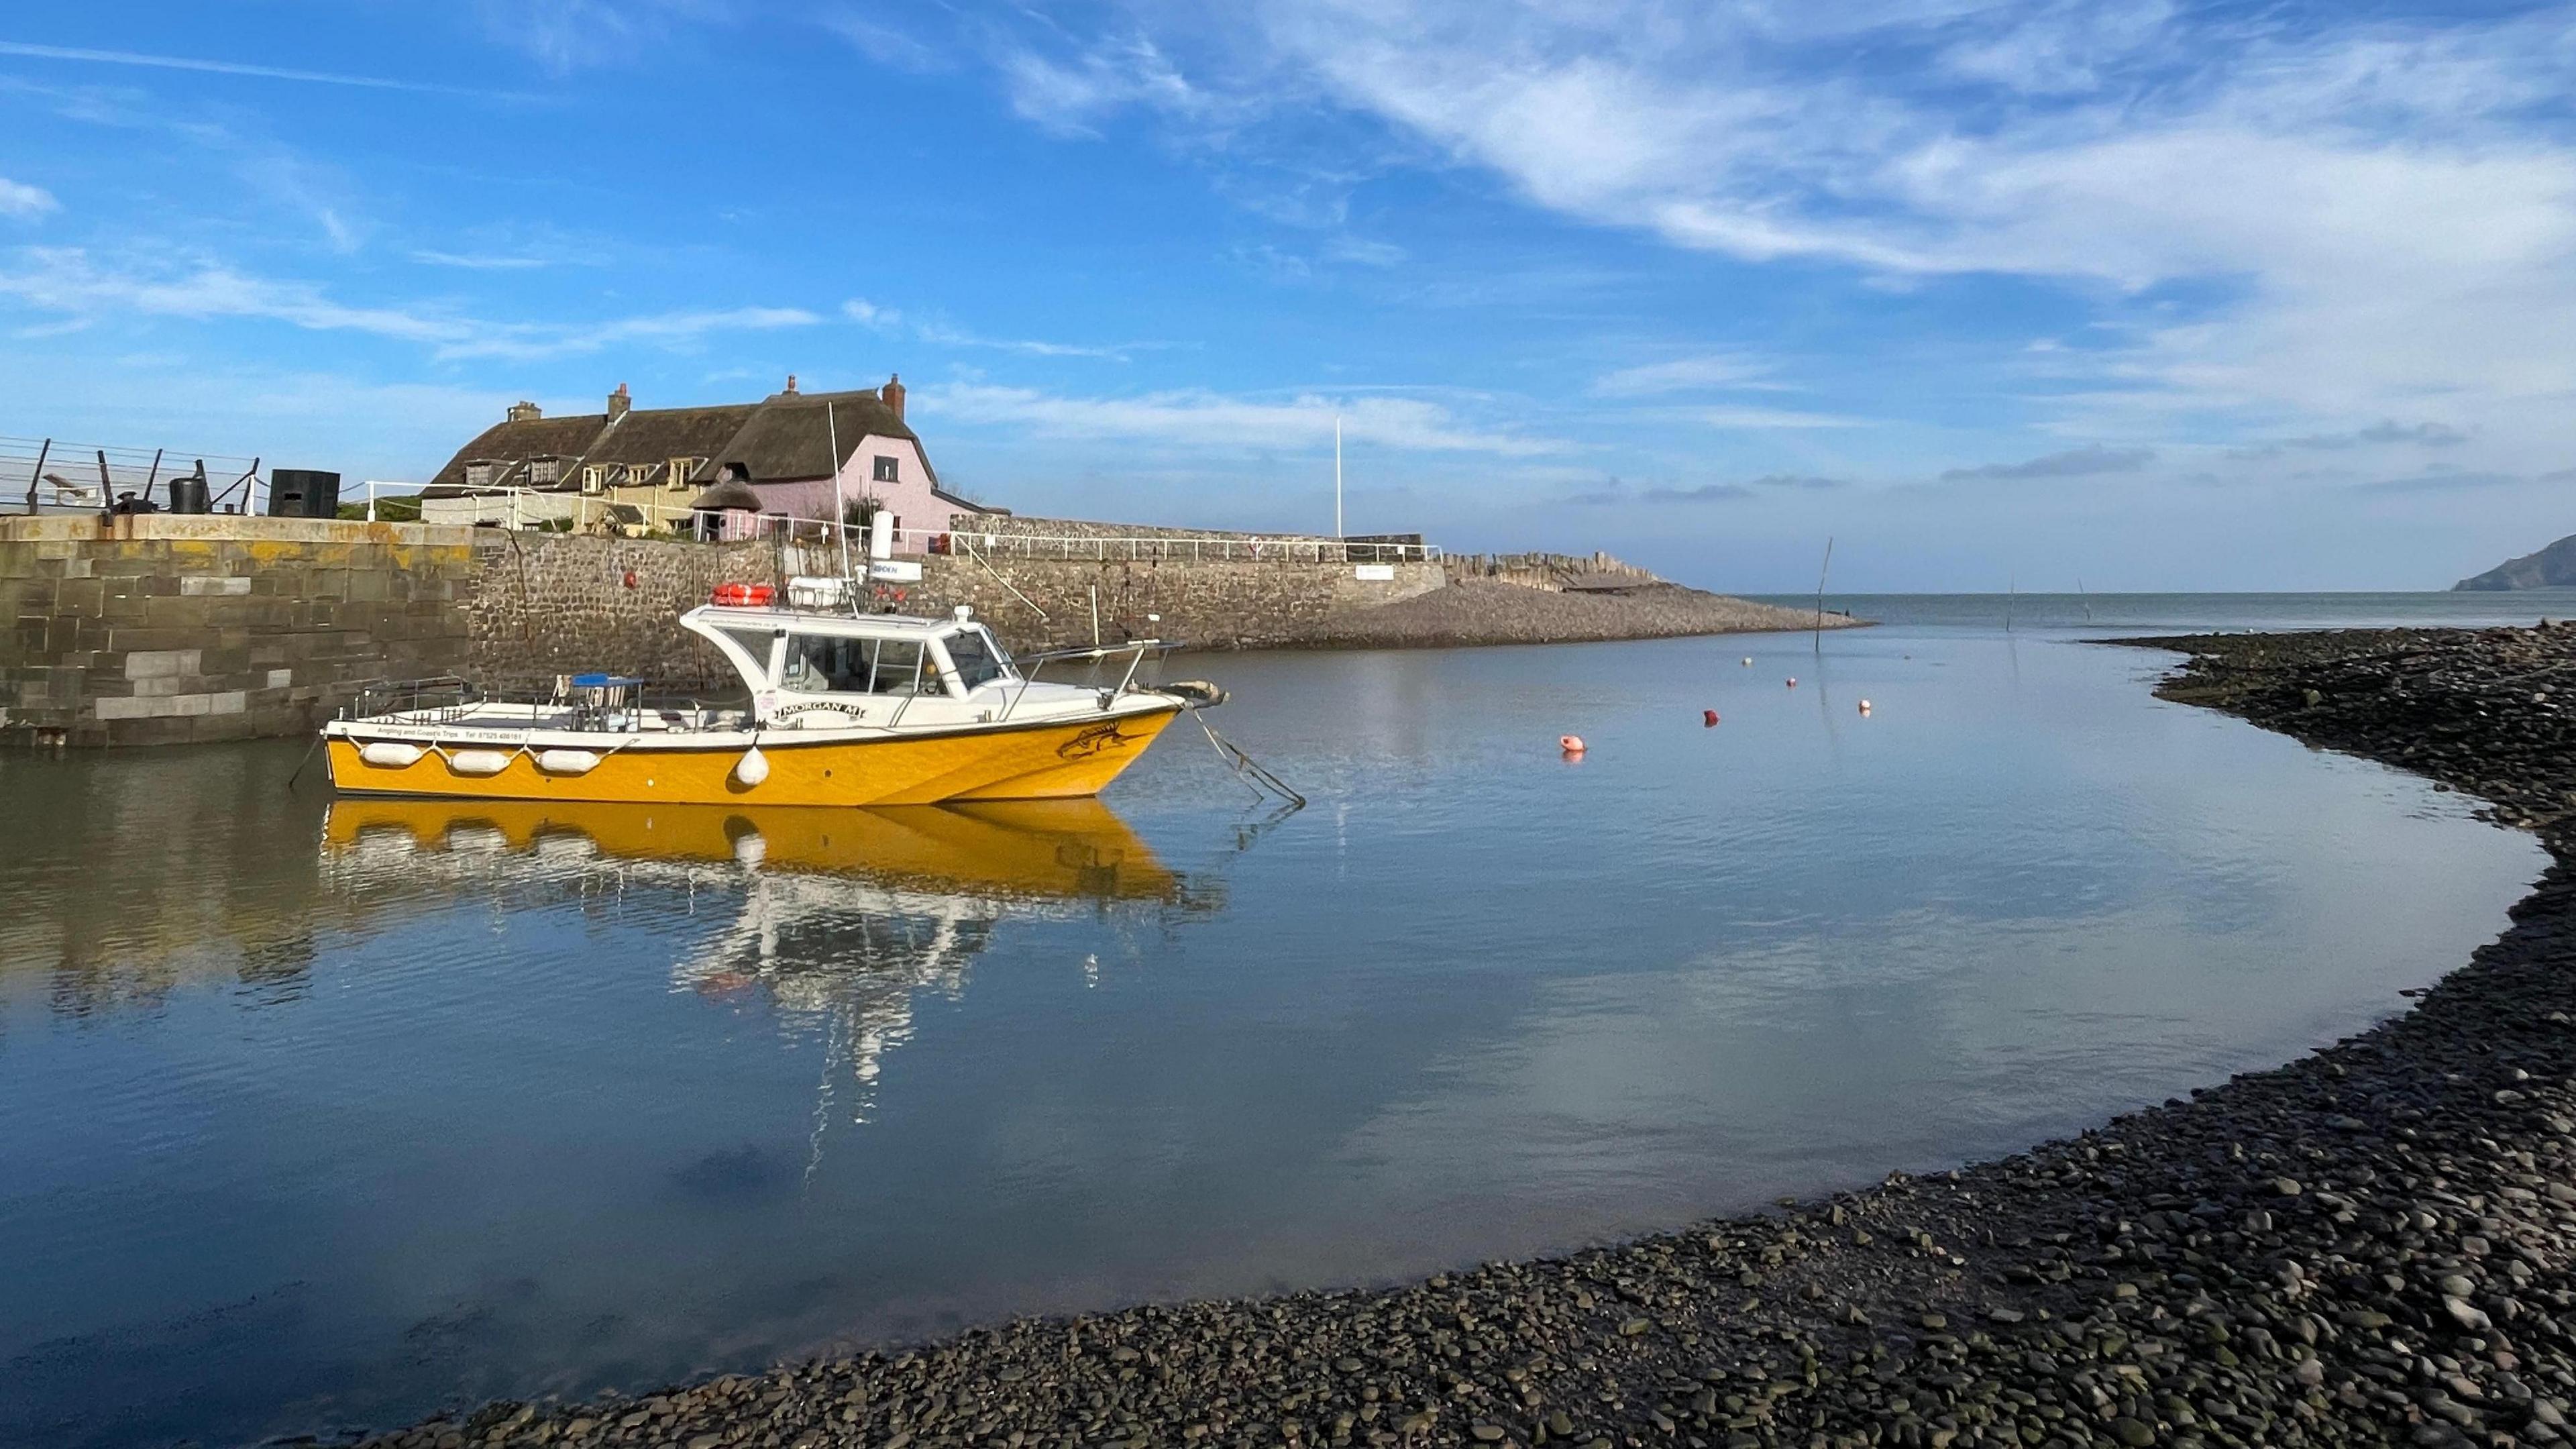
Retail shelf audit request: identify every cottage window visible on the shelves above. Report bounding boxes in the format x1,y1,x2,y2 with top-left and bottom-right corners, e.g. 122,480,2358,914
528,457,562,486
668,457,700,488
581,465,607,494
871,454,899,484
464,460,497,488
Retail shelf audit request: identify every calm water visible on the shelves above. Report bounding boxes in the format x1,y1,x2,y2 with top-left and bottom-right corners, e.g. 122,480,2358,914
0,593,2553,1448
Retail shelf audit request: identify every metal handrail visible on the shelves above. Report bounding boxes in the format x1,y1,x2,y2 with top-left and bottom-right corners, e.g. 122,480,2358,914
402,483,1444,562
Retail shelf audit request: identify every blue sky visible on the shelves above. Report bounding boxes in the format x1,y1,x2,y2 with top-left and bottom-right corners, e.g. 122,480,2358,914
2,1,2572,590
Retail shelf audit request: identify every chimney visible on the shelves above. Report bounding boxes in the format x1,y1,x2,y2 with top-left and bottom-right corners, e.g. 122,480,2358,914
783,373,800,395
505,400,542,423
881,373,905,421
606,382,631,420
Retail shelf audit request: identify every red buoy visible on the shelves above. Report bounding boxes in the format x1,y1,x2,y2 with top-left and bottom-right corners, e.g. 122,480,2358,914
1559,734,1586,754
1703,709,1721,727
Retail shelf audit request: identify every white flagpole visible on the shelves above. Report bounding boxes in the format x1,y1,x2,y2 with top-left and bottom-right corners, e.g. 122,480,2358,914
828,400,854,589
1334,414,1344,539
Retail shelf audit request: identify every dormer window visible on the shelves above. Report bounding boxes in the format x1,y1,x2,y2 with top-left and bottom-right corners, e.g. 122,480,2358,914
582,464,607,494
668,457,702,489
527,456,562,486
464,460,498,488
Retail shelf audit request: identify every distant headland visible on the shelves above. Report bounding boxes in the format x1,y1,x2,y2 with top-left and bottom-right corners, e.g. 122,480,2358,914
2455,532,2576,590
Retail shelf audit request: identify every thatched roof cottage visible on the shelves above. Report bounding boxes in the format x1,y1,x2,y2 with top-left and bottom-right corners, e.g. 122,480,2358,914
423,375,985,549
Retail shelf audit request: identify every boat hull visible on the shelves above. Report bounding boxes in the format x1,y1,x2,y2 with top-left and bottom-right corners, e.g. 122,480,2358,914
323,706,1182,806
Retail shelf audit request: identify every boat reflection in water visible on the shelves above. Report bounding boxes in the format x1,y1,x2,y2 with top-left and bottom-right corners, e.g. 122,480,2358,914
323,796,1208,1136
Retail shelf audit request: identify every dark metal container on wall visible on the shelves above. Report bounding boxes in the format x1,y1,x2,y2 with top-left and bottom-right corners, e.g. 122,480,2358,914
165,474,211,515
268,469,342,519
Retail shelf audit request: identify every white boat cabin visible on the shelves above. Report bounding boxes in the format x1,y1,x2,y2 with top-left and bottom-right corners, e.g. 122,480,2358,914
682,604,1136,731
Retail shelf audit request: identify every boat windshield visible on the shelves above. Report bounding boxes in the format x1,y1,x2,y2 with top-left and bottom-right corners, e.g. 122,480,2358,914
941,627,1011,690
781,635,930,694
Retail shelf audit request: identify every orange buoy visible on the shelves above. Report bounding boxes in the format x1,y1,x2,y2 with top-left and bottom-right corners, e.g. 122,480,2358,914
1703,709,1720,727
1559,734,1586,753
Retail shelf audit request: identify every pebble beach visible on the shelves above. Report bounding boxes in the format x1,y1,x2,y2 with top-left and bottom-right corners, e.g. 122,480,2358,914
362,623,2576,1449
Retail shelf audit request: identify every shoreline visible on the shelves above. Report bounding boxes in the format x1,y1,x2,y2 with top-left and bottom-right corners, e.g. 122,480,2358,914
1272,580,1864,651
362,624,2573,1449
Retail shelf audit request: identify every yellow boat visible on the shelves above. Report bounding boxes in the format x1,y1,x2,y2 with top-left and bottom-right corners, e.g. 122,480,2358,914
321,794,1183,902
323,597,1222,806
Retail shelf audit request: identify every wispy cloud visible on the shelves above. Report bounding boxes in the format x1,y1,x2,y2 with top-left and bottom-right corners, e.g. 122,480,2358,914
978,4,2576,443
916,382,1570,455
1640,482,1753,503
844,295,1136,360
410,250,551,271
0,39,494,96
822,11,945,72
2353,470,2522,495
1942,444,2157,482
0,176,55,219
2229,419,2471,458
472,0,726,74
0,246,818,361
1701,406,1866,429
1591,353,1774,397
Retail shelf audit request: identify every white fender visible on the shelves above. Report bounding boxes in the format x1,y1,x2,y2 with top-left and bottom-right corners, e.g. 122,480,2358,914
537,749,603,775
447,749,513,777
358,741,424,769
733,745,770,788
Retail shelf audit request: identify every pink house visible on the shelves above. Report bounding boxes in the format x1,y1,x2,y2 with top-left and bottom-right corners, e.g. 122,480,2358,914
425,374,987,552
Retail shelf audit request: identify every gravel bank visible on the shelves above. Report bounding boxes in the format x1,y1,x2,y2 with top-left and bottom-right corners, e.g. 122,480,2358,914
367,625,2576,1449
1288,580,1851,649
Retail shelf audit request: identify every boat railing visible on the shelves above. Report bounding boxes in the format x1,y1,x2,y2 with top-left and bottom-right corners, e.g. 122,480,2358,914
998,640,1177,721
341,675,740,733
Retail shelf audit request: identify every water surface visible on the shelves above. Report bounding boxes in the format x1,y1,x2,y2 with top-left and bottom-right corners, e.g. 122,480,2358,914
0,598,2546,1448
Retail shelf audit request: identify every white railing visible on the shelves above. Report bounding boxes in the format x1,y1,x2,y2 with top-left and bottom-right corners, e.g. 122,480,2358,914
946,530,1442,564
2,435,267,515
409,485,1444,564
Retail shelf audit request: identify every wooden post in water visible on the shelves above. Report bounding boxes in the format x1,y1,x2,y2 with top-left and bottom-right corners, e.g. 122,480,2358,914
1812,535,1834,653
2006,574,2015,633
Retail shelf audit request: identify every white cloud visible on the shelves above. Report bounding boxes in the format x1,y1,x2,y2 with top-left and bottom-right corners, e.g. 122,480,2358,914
475,0,727,73
843,297,902,328
0,246,818,361
1941,444,2157,481
0,39,484,95
1699,406,1868,429
824,12,945,72
988,3,2576,445
912,321,1128,360
0,176,57,219
411,250,551,270
994,33,1213,138
1591,354,1774,396
916,382,1572,455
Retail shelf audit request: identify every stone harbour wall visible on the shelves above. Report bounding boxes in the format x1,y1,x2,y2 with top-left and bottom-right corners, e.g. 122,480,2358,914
905,552,1448,651
3,518,1456,746
0,515,478,747
463,531,778,691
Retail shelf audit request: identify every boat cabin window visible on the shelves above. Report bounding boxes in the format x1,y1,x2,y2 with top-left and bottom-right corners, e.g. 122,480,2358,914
939,627,1010,691
711,627,781,682
780,634,929,694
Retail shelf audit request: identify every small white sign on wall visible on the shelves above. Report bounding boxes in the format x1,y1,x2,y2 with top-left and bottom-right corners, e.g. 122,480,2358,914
1353,564,1396,582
